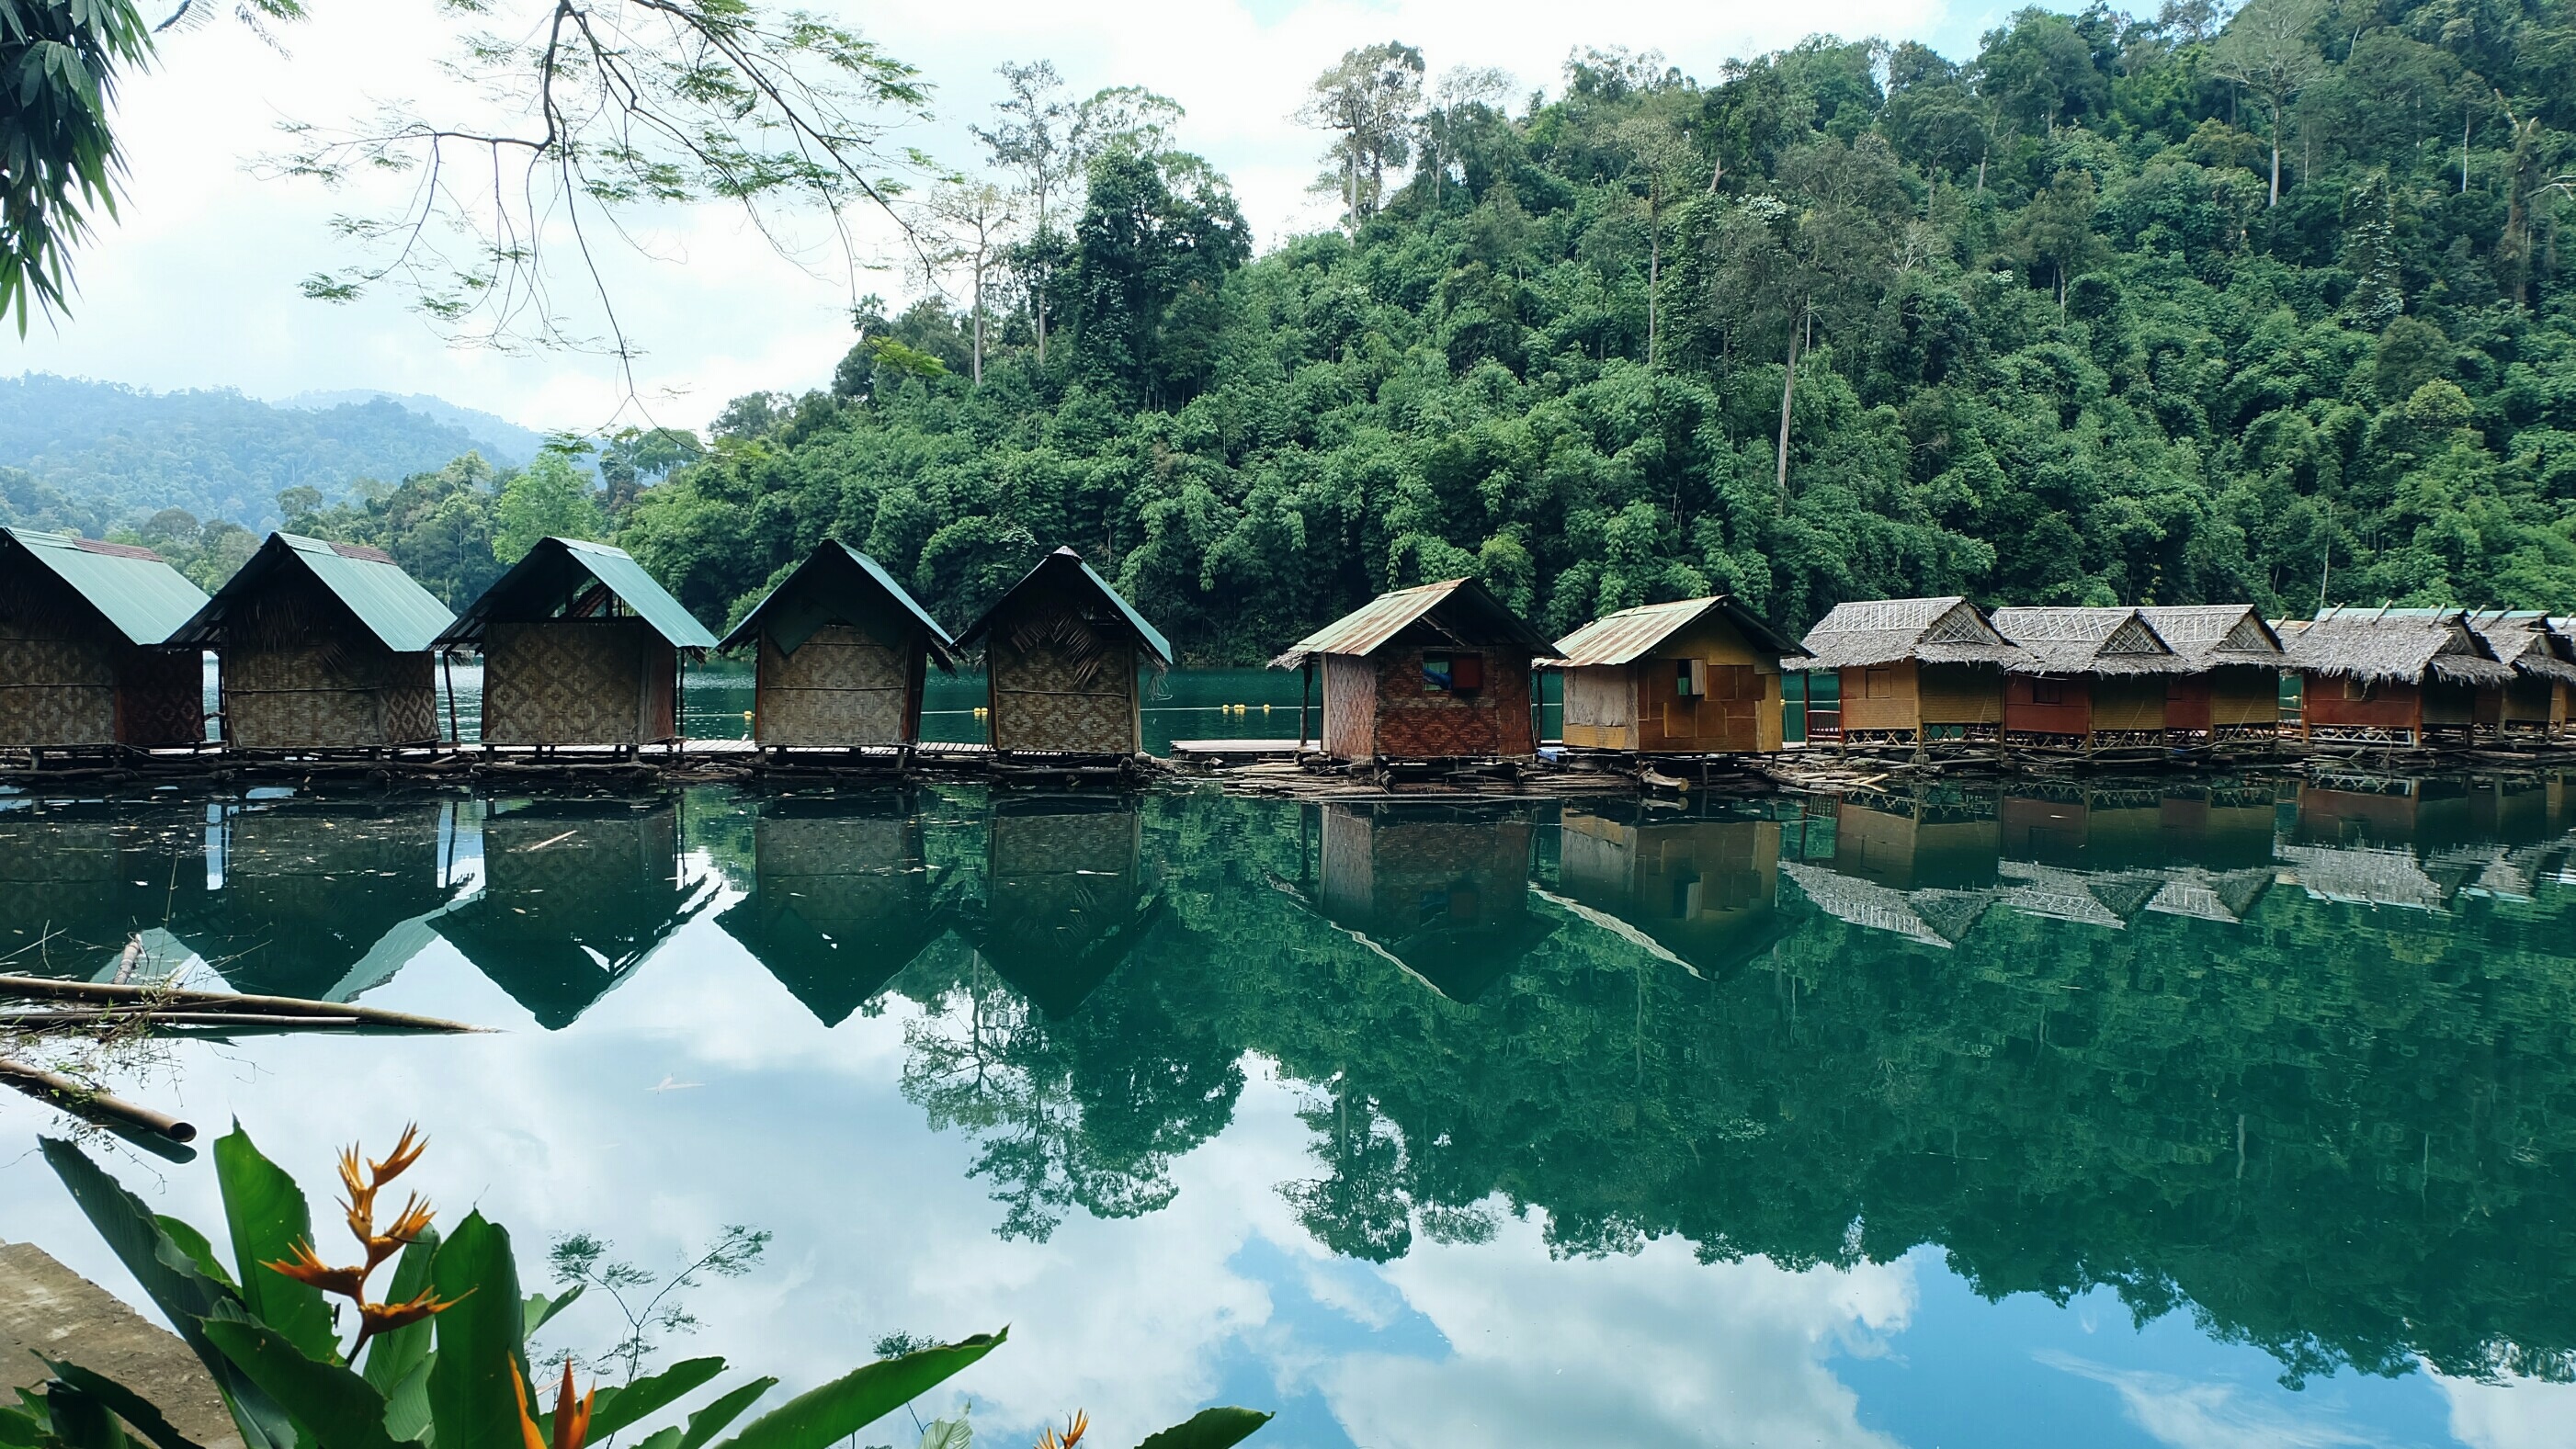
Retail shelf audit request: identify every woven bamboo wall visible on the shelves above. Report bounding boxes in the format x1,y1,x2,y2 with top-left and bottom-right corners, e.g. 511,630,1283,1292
1837,662,1921,732
989,635,1138,754
483,619,676,746
1322,653,1379,757
1368,647,1535,759
0,614,118,746
224,644,437,748
755,626,914,746
2090,675,2168,731
1918,662,2007,726
2208,667,2281,727
982,807,1143,990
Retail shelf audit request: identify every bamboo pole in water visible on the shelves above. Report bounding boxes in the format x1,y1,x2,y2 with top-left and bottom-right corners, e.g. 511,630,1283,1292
0,976,483,1032
0,1058,198,1142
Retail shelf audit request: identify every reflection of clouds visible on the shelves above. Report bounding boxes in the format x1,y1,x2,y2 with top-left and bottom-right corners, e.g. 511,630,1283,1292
1314,1219,1913,1449
2434,1372,2576,1449
2038,1353,2389,1449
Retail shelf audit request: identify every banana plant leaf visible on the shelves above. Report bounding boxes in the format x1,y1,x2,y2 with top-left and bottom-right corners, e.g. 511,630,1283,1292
213,1126,339,1364
553,1356,724,1441
426,1213,525,1449
35,1363,207,1449
360,1231,442,1398
1133,1408,1273,1449
200,1310,402,1449
711,1333,1004,1449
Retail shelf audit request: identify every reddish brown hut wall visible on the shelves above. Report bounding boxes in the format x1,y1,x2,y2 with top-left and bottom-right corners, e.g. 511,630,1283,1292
753,626,924,747
482,619,679,745
2298,674,2423,736
1322,646,1533,760
2003,677,2094,738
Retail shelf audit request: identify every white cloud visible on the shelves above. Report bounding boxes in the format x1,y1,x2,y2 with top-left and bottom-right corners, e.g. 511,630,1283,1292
9,0,2006,433
2434,1370,2576,1449
2038,1352,2393,1449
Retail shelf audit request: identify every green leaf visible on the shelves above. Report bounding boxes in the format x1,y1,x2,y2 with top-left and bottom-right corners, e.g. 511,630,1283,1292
34,1382,123,1449
152,1218,235,1292
580,1357,724,1440
1132,1409,1273,1449
379,1358,433,1445
675,1378,773,1449
633,1434,682,1449
37,1362,207,1449
916,1417,971,1449
213,1125,341,1365
710,1334,1002,1449
425,1213,526,1449
37,1139,295,1449
0,1401,47,1448
200,1312,401,1449
361,1229,442,1398
518,1284,583,1341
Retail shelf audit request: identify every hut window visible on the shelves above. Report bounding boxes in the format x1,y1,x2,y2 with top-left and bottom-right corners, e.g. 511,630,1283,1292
1423,652,1482,694
1674,659,1707,696
2032,679,2066,705
1863,667,1896,698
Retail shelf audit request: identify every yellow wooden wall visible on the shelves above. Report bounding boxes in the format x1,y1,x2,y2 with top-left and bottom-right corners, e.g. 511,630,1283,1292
2090,675,2168,731
2209,667,2280,727
1917,662,2006,727
1838,661,1921,732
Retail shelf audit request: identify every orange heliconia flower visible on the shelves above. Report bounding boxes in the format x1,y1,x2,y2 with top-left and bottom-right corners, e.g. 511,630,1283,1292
1036,1409,1089,1449
513,1359,596,1449
265,1240,369,1301
355,1287,463,1348
261,1126,461,1360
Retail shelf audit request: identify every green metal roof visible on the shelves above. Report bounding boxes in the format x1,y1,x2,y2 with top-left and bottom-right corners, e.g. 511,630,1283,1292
719,539,955,663
2,526,209,646
957,547,1173,665
437,537,719,650
169,532,456,653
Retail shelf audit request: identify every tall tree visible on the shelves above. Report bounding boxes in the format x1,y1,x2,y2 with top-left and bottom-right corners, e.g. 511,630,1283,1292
2211,0,2328,208
920,181,1018,384
1299,42,1425,230
973,61,1076,364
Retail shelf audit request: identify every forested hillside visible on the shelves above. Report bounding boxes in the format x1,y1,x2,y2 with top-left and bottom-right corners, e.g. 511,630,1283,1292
0,374,534,533
599,0,2576,663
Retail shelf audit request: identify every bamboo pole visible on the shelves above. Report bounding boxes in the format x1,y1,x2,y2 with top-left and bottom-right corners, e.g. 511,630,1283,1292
0,1058,197,1142
0,976,483,1032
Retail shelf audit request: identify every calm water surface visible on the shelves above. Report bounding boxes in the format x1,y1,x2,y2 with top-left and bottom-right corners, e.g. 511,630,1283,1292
4,772,2572,1447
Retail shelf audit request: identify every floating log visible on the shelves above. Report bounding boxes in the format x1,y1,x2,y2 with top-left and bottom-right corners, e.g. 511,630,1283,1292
0,975,483,1033
0,1058,197,1144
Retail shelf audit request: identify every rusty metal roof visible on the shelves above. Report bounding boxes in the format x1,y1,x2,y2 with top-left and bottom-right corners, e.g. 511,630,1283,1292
1273,578,1551,667
1545,595,1808,668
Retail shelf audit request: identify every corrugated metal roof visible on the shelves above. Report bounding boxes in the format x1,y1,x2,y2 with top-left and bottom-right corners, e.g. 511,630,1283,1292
3,526,209,645
957,547,1174,665
437,537,719,650
1547,595,1809,668
719,539,955,662
1275,577,1551,666
171,532,457,651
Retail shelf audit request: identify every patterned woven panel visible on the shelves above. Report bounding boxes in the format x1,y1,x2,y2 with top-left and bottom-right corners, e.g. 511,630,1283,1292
482,808,680,943
759,814,911,875
1322,654,1377,757
757,628,911,745
224,645,437,748
484,620,646,746
1371,648,1534,758
991,638,1136,753
0,624,119,745
991,808,1136,874
987,810,1143,973
120,650,205,745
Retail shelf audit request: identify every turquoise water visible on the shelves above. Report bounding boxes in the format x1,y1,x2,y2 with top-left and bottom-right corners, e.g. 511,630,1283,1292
3,774,2571,1447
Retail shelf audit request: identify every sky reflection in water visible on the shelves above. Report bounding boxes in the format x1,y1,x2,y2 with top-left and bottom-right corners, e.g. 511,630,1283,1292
4,772,2574,1448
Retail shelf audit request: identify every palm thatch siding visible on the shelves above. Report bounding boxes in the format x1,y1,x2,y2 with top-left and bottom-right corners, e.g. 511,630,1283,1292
1547,596,1809,755
2139,606,2287,740
1277,578,1551,762
0,531,208,749
961,798,1158,1018
2283,608,2514,745
959,548,1173,758
2465,611,2576,736
1988,607,2186,747
170,536,455,751
1556,808,1782,976
721,542,957,748
441,538,718,748
1314,803,1555,1002
1797,597,2026,744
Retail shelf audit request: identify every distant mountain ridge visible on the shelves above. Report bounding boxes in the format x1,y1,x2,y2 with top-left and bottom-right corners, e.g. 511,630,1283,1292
279,389,550,467
0,374,542,532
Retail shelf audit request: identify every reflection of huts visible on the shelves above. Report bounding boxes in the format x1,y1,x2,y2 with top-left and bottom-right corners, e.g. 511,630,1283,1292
1312,803,1556,1002
1797,597,2026,747
169,533,455,750
0,528,209,751
1995,860,2163,930
716,796,956,1024
2278,841,2450,911
2281,607,2514,746
2138,606,2287,742
2144,866,2275,924
435,798,714,1027
958,548,1172,758
1554,808,1781,976
180,799,459,1000
961,797,1159,1017
1275,579,1550,763
1780,863,1992,948
717,541,956,750
0,803,210,978
1830,795,2002,890
2464,611,2576,738
437,538,718,748
1547,596,1809,755
1988,607,2187,749
1998,787,2175,868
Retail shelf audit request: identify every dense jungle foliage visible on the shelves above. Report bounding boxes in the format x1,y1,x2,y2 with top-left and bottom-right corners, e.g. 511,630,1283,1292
589,0,2576,662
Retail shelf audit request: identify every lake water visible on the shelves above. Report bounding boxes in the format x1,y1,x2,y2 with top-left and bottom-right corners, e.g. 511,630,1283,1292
4,773,2572,1448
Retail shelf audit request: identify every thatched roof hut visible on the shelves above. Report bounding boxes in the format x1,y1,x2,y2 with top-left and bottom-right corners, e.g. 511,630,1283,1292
959,548,1172,757
1545,596,1808,754
1799,597,2026,745
1277,578,1551,762
2138,605,2289,739
2138,606,2287,670
438,537,718,747
2465,610,2576,735
172,533,456,750
719,541,956,749
2284,607,2513,745
0,527,210,749
1987,606,2184,746
1988,607,2184,675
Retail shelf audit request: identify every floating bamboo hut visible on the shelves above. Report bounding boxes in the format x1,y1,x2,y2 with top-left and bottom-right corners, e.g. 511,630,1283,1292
2280,607,2515,746
1796,597,2026,748
1273,579,1551,763
960,797,1159,1017
715,796,957,1025
2464,610,2576,738
169,533,455,751
718,541,956,750
437,537,717,749
1987,606,2187,750
1309,803,1557,1002
957,548,1172,758
0,528,210,752
1545,596,1809,755
1553,807,1782,977
2137,605,2288,742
